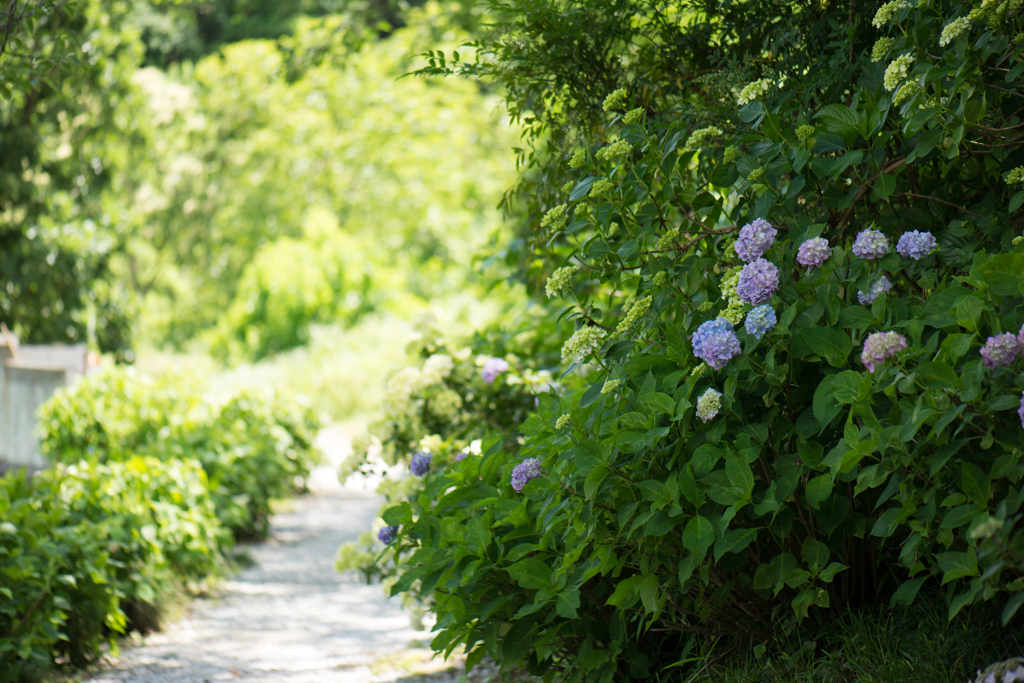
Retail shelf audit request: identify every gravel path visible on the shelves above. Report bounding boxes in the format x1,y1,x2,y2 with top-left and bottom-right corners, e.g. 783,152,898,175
88,424,449,683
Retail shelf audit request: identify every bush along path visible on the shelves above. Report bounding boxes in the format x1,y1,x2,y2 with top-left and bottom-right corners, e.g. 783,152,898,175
87,425,426,683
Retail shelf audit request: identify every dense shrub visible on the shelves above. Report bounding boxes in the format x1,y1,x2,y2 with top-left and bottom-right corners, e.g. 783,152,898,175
38,367,322,538
0,456,223,678
0,470,124,680
353,0,1024,680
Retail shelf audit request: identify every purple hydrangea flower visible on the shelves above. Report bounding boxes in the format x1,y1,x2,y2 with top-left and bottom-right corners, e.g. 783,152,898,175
481,357,510,383
378,525,399,544
1019,391,1024,430
896,230,936,260
858,275,893,305
852,229,889,259
744,304,777,340
410,451,432,476
861,331,907,373
511,458,544,492
796,237,830,268
736,258,780,304
454,447,470,462
1017,323,1024,351
980,333,1019,369
735,218,777,262
691,318,742,370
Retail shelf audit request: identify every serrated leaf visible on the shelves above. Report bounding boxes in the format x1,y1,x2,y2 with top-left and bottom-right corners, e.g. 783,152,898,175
798,327,852,367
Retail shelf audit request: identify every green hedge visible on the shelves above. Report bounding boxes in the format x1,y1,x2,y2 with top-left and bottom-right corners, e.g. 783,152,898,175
38,368,322,538
0,457,223,679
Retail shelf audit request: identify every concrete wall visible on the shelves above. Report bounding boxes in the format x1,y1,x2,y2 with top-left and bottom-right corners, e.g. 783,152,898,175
0,337,87,473
0,364,66,471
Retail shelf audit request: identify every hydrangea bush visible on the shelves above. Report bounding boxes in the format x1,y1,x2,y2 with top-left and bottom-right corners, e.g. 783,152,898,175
384,0,1024,680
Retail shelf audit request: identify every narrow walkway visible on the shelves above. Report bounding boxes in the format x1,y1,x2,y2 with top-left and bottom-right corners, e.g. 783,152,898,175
89,425,436,683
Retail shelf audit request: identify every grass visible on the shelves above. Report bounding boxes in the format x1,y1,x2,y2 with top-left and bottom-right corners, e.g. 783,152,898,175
692,594,1020,683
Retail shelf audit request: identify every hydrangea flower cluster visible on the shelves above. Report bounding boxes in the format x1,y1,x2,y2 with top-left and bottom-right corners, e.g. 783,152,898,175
871,37,893,62
861,331,907,373
429,388,463,421
872,0,909,28
892,82,918,106
737,258,779,304
737,79,772,106
378,525,399,544
684,126,724,152
1005,166,1024,185
623,108,644,125
617,295,652,334
454,447,470,462
481,357,510,383
1019,391,1024,430
556,414,571,430
852,229,890,259
797,237,830,268
540,204,568,231
883,54,915,91
546,264,579,298
603,88,627,111
796,125,815,141
652,271,668,287
511,458,544,492
745,305,777,339
858,275,893,305
601,379,622,395
974,658,1024,683
561,326,608,364
596,139,632,161
696,388,722,422
939,16,971,46
980,333,1019,369
410,451,432,476
590,179,614,197
569,149,586,168
896,230,936,260
735,218,777,262
656,227,679,250
692,318,742,370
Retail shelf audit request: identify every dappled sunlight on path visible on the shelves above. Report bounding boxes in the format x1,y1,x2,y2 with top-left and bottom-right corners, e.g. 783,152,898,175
89,424,430,683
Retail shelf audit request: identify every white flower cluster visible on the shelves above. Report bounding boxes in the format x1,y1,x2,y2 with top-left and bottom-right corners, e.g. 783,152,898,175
736,79,772,106
561,326,608,364
872,0,909,28
601,379,622,395
939,17,971,46
596,139,632,162
617,296,652,334
546,264,579,298
883,53,915,91
541,204,568,231
684,126,724,152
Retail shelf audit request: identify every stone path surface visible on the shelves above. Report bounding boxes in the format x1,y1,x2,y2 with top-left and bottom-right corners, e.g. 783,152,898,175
89,424,442,683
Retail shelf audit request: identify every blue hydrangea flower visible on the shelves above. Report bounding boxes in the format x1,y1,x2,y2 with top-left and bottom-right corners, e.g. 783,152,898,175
858,275,893,305
378,525,399,544
454,447,470,462
691,318,741,370
696,388,722,422
736,258,779,304
896,230,936,260
481,357,510,383
980,333,1019,369
735,218,777,262
1019,391,1024,430
861,331,907,373
511,458,544,492
796,237,830,268
852,229,889,259
410,451,432,476
744,305,777,340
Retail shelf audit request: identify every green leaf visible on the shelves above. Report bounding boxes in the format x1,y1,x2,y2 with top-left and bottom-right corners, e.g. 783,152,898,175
818,562,848,582
812,377,842,427
814,104,862,135
580,380,605,408
569,177,597,200
871,508,900,538
916,361,960,390
974,253,1024,296
801,537,830,574
830,370,868,404
805,475,833,509
715,527,758,561
960,462,991,508
639,574,661,613
507,558,552,590
936,550,978,584
606,575,644,608
890,577,927,607
798,327,852,367
1003,591,1024,625
682,515,715,562
556,589,581,618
